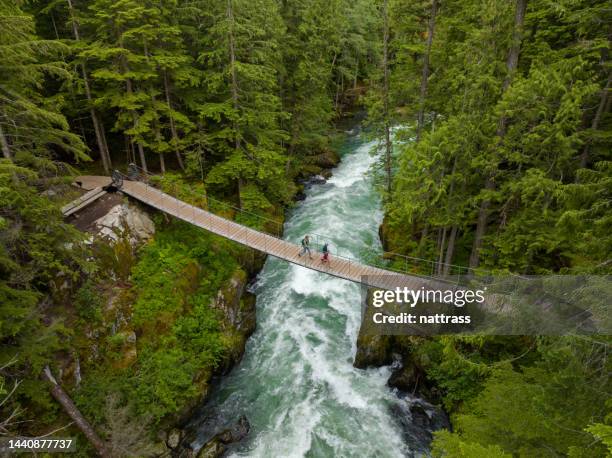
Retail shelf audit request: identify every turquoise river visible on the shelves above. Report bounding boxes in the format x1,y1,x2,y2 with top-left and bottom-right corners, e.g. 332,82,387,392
190,131,426,457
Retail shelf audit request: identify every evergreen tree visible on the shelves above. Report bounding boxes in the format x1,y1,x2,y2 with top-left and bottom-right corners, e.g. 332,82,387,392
195,0,291,210
280,0,343,170
0,0,87,162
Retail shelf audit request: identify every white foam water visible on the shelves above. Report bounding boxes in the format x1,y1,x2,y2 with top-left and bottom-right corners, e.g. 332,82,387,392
193,134,411,457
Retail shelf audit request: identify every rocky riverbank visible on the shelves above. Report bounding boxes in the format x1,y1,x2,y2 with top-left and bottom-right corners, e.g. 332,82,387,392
57,192,267,456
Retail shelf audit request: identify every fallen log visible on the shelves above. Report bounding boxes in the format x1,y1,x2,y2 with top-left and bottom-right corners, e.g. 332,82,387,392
43,365,110,457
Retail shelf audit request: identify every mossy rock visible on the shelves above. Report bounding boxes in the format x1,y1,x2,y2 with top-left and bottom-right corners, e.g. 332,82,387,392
299,164,323,178
238,293,256,336
353,334,393,368
313,149,340,168
196,438,225,458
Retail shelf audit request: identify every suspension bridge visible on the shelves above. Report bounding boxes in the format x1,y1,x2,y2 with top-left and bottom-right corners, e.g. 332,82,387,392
65,172,462,292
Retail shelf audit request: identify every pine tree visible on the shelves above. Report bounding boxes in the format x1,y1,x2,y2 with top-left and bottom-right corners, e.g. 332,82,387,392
0,0,88,162
195,0,291,210
280,0,343,171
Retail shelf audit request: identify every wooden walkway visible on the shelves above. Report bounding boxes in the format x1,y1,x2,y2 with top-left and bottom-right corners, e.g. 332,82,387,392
61,186,107,216
73,176,449,291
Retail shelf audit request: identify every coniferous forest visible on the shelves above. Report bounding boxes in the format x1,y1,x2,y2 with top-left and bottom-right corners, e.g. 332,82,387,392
0,0,610,456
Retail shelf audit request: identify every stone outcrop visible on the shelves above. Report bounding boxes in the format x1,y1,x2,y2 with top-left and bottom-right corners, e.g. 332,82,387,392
353,334,393,368
194,416,250,458
93,202,155,244
353,289,448,450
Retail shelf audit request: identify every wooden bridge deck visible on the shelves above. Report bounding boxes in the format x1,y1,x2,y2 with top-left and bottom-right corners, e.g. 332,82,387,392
61,186,107,216
73,176,447,291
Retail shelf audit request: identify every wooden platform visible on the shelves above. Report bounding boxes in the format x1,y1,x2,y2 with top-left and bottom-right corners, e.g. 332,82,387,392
74,176,448,291
61,186,107,217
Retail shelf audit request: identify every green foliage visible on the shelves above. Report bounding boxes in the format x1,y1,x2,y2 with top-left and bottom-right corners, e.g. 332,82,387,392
430,336,611,457
583,421,612,457
432,430,511,458
382,0,611,274
0,0,89,163
0,157,87,370
74,280,103,324
74,220,235,424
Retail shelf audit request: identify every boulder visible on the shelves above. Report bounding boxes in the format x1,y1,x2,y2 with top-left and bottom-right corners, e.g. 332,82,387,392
166,428,182,449
353,334,393,368
308,175,327,185
212,270,246,328
391,395,451,452
211,270,256,338
217,416,250,444
313,149,340,169
196,439,224,458
93,202,154,244
196,416,250,458
387,356,422,393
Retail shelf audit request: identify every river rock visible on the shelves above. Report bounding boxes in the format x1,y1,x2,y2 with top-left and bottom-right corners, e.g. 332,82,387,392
93,202,154,244
388,360,419,393
308,174,327,185
196,439,224,458
211,270,256,337
353,334,393,368
217,415,250,444
166,428,183,449
313,149,340,168
212,271,245,326
391,394,451,452
195,416,250,458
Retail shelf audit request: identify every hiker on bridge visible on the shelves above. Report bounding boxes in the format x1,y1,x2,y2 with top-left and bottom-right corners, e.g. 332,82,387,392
321,242,330,264
298,235,313,259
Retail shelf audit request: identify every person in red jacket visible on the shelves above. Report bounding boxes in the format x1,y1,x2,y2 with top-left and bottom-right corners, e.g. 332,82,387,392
321,242,330,263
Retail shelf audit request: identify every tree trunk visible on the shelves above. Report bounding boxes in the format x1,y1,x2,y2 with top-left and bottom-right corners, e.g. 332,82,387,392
469,177,494,268
67,0,112,173
196,122,206,182
228,0,240,153
470,0,527,269
131,115,147,173
437,226,447,275
0,123,11,159
442,225,458,276
579,71,610,169
416,0,438,142
132,107,147,173
285,116,301,173
159,149,166,173
228,0,244,208
100,117,110,165
237,177,244,210
163,70,185,170
382,0,392,198
43,366,110,457
119,35,147,173
441,156,458,274
418,224,429,256
497,0,527,137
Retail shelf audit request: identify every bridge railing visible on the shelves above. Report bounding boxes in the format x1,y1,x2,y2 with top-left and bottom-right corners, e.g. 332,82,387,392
118,165,483,283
